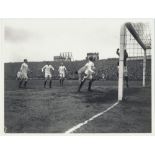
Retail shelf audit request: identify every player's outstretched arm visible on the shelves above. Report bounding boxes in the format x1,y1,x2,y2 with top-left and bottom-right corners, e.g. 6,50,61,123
116,48,120,56
41,66,45,72
78,65,86,74
20,63,24,71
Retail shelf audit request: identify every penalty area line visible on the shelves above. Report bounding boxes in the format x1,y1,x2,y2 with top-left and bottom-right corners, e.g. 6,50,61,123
65,101,119,133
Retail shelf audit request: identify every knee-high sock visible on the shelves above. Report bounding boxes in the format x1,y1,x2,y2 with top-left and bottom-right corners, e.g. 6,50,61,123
19,80,23,88
24,81,27,88
60,79,62,86
49,80,52,88
88,80,92,91
44,80,47,88
62,79,64,86
126,78,129,88
78,79,86,91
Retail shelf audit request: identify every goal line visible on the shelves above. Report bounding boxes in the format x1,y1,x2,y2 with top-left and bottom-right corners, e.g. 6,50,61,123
65,101,119,133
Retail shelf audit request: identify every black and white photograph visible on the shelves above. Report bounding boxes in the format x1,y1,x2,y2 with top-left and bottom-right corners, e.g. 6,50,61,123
1,18,153,133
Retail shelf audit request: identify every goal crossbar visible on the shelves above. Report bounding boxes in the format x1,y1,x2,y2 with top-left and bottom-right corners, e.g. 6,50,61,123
125,22,151,50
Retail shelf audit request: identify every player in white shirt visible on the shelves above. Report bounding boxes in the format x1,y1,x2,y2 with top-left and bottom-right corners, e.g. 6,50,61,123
78,56,96,92
18,59,30,88
58,63,67,86
42,62,54,88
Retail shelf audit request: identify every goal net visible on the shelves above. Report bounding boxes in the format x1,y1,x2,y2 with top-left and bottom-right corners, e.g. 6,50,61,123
118,22,151,101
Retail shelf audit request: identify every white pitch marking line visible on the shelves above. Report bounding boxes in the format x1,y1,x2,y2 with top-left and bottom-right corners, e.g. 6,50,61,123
65,101,119,133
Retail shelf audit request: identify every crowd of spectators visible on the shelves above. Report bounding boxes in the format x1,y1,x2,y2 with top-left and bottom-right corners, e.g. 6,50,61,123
5,59,151,81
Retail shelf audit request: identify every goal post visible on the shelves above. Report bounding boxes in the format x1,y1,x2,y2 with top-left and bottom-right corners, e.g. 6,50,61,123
118,24,126,101
118,22,151,101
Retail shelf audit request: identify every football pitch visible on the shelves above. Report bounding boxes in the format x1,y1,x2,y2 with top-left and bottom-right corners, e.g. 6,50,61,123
4,79,151,133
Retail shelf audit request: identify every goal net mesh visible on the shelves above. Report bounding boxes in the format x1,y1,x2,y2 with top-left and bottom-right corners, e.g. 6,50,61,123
125,23,151,81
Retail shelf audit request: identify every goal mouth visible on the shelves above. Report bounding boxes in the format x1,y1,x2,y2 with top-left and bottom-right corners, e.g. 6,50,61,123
118,22,152,101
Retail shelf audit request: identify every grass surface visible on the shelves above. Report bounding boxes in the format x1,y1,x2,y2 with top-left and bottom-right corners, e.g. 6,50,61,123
5,80,151,133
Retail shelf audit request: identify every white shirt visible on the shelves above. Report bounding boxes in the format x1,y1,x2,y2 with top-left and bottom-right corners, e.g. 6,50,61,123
84,61,95,74
42,65,54,74
58,66,66,74
20,63,29,73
